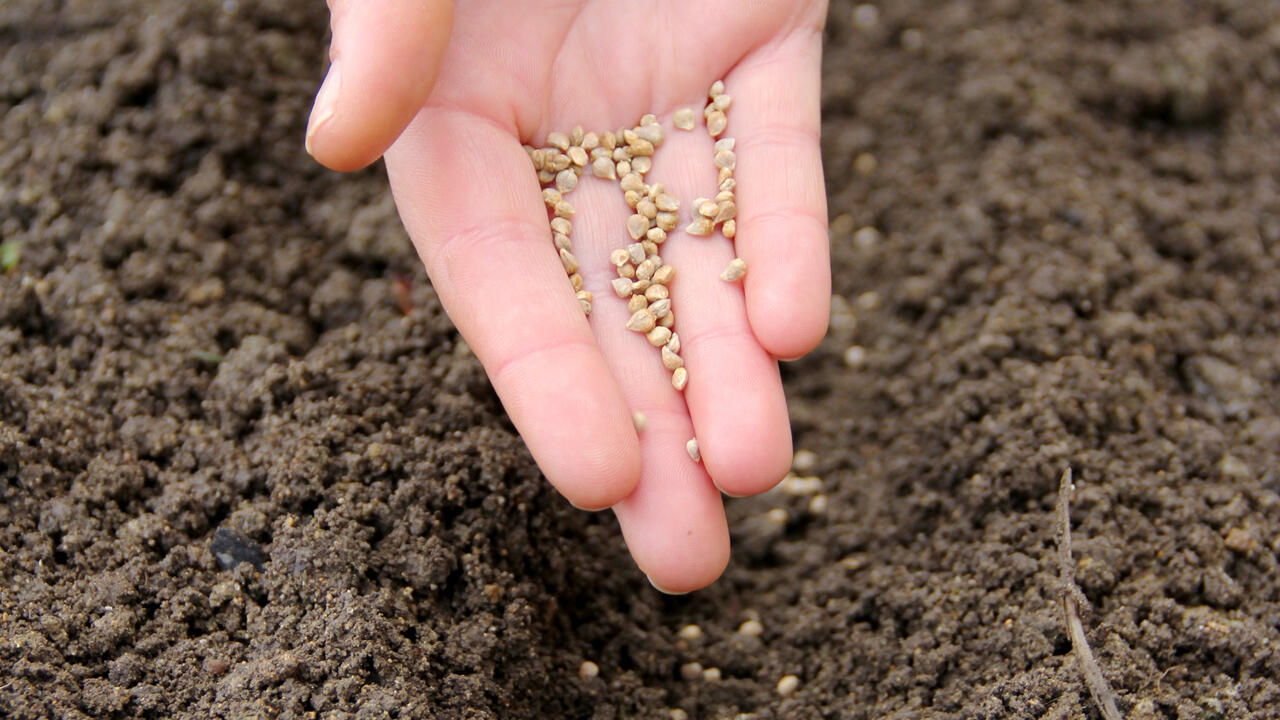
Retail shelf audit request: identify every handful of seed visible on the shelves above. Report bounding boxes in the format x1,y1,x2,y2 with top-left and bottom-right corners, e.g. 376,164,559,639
526,81,744,407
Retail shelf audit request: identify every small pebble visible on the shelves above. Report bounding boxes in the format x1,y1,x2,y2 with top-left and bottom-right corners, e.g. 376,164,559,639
792,449,818,473
677,624,703,641
680,662,703,681
579,661,599,679
776,674,800,696
737,619,764,637
853,152,877,176
901,28,924,51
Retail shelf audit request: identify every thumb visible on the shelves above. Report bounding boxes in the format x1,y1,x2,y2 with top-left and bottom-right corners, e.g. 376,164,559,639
306,0,454,172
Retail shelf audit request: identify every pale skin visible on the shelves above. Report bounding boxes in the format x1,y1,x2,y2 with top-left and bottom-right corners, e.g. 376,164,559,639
306,0,831,593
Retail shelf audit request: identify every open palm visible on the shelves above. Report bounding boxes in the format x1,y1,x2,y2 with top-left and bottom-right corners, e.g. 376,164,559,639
308,0,830,592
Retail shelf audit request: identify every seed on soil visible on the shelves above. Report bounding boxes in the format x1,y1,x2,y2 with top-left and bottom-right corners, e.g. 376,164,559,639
685,436,699,462
547,131,570,151
627,214,650,240
628,294,649,313
662,345,683,370
579,660,599,679
658,311,674,328
706,110,727,137
557,248,579,274
702,667,721,682
656,212,679,231
653,265,676,285
670,711,689,720
677,624,703,641
570,272,583,291
808,494,828,514
843,345,867,368
673,367,689,392
698,200,718,218
627,309,657,333
792,449,818,473
686,217,714,236
680,662,703,681
555,169,578,193
712,94,732,112
568,146,589,167
674,108,696,130
722,219,737,238
636,123,664,146
627,243,646,264
737,619,764,637
592,156,617,179
776,675,800,696
612,277,633,298
647,326,672,347
721,258,747,282
546,151,571,172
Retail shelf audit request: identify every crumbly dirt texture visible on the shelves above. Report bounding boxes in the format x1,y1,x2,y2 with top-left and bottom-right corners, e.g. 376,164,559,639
3,0,1279,718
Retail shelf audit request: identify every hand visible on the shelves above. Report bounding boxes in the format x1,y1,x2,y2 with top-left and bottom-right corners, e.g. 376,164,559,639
306,0,830,593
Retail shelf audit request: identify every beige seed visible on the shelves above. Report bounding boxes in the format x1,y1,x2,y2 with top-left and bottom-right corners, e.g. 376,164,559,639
610,249,630,267
579,298,592,316
673,368,689,392
718,166,734,184
697,200,718,219
632,156,653,175
658,311,674,328
627,137,655,156
619,262,636,279
632,411,648,432
570,272,584,291
550,217,571,235
612,146,630,162
626,309,657,332
627,214,650,241
656,212,678,232
709,80,725,98
530,147,546,170
719,177,736,192
715,190,734,203
647,326,672,347
706,110,727,137
702,668,722,682
685,435,699,461
547,131,570,151
776,675,800,696
647,182,664,198
673,107,696,130
592,156,617,179
637,198,658,219
547,151,571,172
678,623,704,641
713,94,732,112
624,190,643,209
737,619,764,637
620,173,645,193
649,298,671,318
554,200,575,218
640,239,657,256
553,232,572,251
654,193,679,213
647,227,667,244
631,279,651,294
537,169,555,184
612,277,633,298
662,345,683,370
714,138,736,152
680,662,703,681
652,264,676,285
644,284,668,301
616,159,632,176
636,123,664,146
568,146,588,167
590,146,611,161
628,294,648,313
722,219,737,239
579,660,599,679
581,131,599,151
640,113,658,126
559,248,579,274
714,149,736,170
628,243,646,264
714,202,737,224
635,259,656,281
543,188,562,207
601,131,617,150
556,169,578,193
721,258,747,282
667,333,681,353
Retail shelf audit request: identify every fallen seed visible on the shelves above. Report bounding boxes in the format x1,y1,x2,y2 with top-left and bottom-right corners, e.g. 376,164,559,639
547,131,570,151
553,232,572,251
636,123,664,146
556,169,578,193
662,345,683,370
652,264,676,285
655,193,679,212
722,219,737,238
721,258,747,282
559,248,579,274
678,623,703,641
569,125,585,146
737,619,764,637
647,227,667,244
649,298,672,318
628,294,648,312
592,156,617,179
667,333,681,353
647,326,672,347
656,212,679,231
706,110,727,137
579,660,599,679
713,94,732,112
709,80,725,98
674,107,696,130
626,309,657,332
697,200,718,218
714,149,736,170
713,202,737,224
610,249,630,267
628,214,650,240
776,675,800,697
632,411,648,432
550,217,571,235
554,200,575,218
612,277,633,298
628,243,646,264
620,173,645,193
644,284,668,301
673,368,689,392
702,668,722,682
632,156,653,174
680,663,703,681
685,436,699,461
686,218,714,237
637,198,658,219
547,152,571,172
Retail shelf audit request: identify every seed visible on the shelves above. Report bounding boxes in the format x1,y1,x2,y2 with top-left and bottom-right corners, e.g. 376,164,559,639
579,660,599,679
550,217,571,235
568,146,589,167
543,188,562,207
722,219,736,238
644,284,668,301
632,411,648,432
627,214,650,240
619,262,636,279
547,151,571,172
737,619,764,637
632,156,653,174
624,190,643,209
662,345,683,370
579,298,592,315
634,200,655,221
556,169,578,193
713,202,736,224
697,200,718,219
718,166,733,184
553,232,572,251
592,156,617,179
631,279,651,294
658,311,674,328
674,108,696,130
616,160,632,176
559,248,579,274
569,125,585,146
652,265,676,285
721,258,747,282
776,675,800,697
570,272,583,291
626,309,657,332
714,138,735,152
610,249,630,267
713,94,732,112
649,298,671,318
706,111,727,137
647,182,664,199
612,277,633,298
620,173,645,193
636,123,664,146
714,149,736,170
670,711,689,720
627,137,655,156
647,326,672,347
547,131,570,151
678,624,703,641
702,668,721,682
656,212,679,232
530,147,546,170
715,190,734,203
649,194,677,214
554,200,575,218
647,227,667,244
685,436,699,461
628,294,649,312
667,333,681,353
636,259,656,281
709,80,725,98
601,131,617,150
680,662,703,681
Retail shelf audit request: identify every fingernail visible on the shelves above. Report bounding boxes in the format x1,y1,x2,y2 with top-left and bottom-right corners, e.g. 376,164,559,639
305,60,341,156
646,574,690,596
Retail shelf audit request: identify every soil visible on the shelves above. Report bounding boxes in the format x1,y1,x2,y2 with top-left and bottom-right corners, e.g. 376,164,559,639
2,0,1280,718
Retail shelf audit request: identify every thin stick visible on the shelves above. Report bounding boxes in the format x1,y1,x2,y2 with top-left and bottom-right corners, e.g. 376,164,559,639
1057,468,1124,720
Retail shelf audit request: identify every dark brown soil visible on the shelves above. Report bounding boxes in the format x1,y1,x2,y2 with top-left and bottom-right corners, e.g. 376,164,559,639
3,0,1280,718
